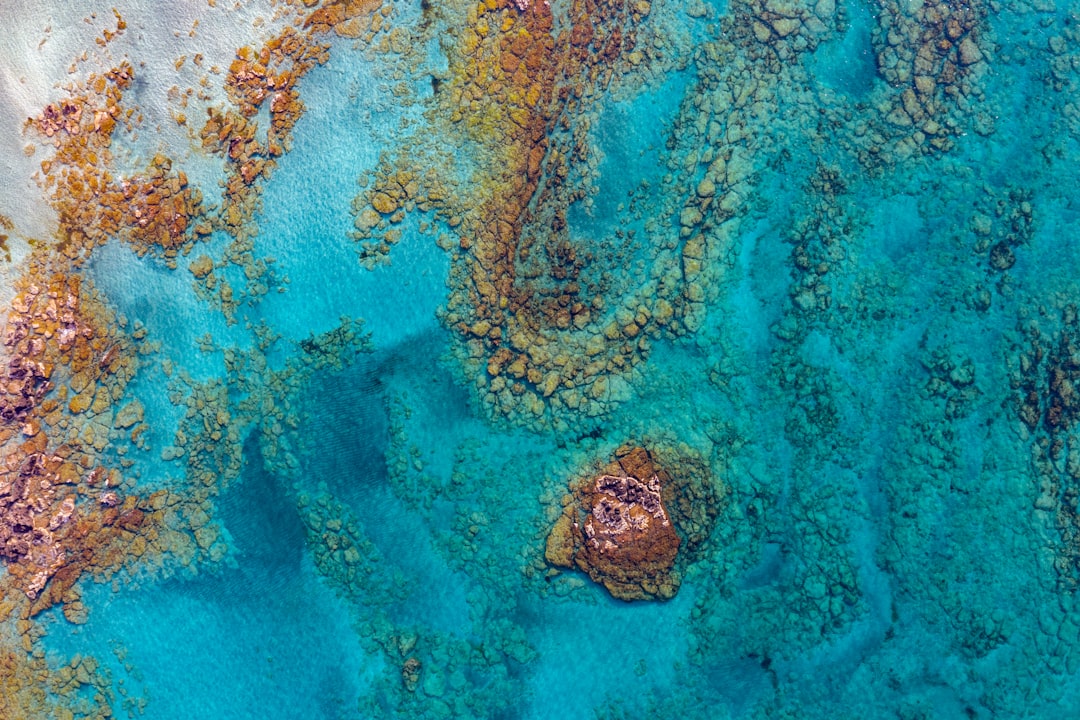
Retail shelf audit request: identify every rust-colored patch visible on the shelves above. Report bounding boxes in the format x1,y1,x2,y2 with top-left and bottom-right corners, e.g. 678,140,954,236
546,446,681,600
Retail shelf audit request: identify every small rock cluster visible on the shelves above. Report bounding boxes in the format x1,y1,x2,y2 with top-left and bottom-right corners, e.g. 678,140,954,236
0,641,114,719
743,0,836,60
31,59,211,264
1011,305,1080,589
202,27,332,239
969,187,1034,277
872,0,989,153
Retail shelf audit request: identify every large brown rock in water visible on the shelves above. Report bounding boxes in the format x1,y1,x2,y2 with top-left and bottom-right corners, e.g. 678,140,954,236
546,446,681,601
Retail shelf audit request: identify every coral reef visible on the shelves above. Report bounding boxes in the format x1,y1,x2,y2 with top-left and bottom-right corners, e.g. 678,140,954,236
0,0,1076,716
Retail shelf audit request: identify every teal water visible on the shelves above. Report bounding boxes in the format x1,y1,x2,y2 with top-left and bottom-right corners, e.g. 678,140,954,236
8,0,1080,718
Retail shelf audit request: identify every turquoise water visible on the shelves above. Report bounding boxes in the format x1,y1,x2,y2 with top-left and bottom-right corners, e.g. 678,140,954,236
4,0,1080,718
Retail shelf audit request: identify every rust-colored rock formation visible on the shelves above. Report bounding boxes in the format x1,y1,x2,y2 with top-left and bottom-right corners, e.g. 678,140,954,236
546,446,681,600
349,0,677,427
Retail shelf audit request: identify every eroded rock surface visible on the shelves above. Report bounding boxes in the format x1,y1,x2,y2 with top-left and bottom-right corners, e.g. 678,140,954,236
546,446,682,600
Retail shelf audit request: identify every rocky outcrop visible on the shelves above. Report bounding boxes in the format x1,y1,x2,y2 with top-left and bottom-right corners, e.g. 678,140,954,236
546,446,683,600
0,453,74,599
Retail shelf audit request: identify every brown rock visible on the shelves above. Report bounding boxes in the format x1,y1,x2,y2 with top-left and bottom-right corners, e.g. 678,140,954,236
546,446,681,601
372,192,399,215
544,512,575,567
68,391,93,414
189,255,214,278
63,600,88,625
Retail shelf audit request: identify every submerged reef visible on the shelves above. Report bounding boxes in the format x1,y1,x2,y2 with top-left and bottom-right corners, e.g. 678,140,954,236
0,1,386,713
870,0,989,154
350,0,685,429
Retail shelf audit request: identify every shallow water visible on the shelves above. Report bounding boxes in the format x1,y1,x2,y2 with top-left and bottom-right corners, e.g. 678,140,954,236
2,0,1080,718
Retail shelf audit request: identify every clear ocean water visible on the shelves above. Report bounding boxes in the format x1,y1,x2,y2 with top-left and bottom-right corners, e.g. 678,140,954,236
2,0,1080,718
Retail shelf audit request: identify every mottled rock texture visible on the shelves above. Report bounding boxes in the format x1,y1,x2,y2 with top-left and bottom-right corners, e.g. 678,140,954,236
547,446,686,600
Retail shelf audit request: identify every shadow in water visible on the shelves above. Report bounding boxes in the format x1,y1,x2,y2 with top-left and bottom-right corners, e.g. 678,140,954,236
170,430,308,606
301,360,391,513
289,329,474,633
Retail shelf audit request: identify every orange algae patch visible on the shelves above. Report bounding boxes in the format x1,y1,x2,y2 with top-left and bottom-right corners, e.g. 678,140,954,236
0,632,114,719
0,270,134,440
181,0,385,317
0,256,208,619
354,0,561,313
199,9,381,240
117,155,206,256
0,3,388,711
5,0,385,615
0,215,14,263
94,7,127,48
303,0,384,35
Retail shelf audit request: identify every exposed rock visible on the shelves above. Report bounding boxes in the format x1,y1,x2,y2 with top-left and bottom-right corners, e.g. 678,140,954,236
0,453,78,598
545,446,682,600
